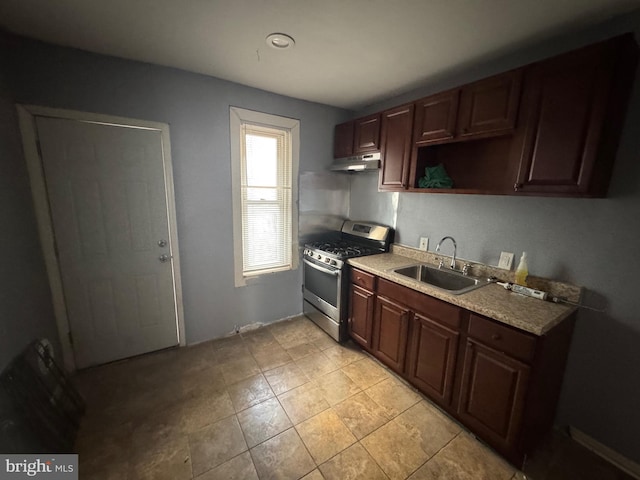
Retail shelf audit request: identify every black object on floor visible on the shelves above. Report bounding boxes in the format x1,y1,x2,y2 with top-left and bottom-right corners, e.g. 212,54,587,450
0,340,85,453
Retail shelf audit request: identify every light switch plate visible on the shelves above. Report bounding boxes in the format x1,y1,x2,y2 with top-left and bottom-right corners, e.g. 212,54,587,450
498,251,514,270
419,237,429,251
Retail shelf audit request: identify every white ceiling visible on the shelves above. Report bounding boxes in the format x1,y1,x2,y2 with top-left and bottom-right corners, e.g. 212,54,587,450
2,0,640,110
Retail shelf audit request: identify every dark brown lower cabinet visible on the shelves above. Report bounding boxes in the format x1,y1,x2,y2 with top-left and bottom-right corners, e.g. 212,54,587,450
348,284,375,349
372,296,409,374
457,339,531,454
406,312,459,407
347,272,575,467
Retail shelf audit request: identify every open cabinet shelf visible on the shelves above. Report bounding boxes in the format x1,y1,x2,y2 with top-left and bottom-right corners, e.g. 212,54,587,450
408,135,517,194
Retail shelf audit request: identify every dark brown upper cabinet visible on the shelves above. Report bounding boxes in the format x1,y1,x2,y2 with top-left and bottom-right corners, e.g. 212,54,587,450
333,33,637,198
379,103,414,191
353,114,381,153
412,69,522,148
333,114,381,158
513,34,638,196
333,121,355,158
413,90,460,145
457,69,523,139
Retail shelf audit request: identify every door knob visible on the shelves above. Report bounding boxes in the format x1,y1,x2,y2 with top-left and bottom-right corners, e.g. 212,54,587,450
158,239,167,247
159,254,172,263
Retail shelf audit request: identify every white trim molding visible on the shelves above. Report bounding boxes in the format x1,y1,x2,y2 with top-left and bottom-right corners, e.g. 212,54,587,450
16,104,187,371
229,106,300,287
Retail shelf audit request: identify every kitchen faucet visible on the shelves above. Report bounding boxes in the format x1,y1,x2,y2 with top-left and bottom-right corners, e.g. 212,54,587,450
435,236,457,270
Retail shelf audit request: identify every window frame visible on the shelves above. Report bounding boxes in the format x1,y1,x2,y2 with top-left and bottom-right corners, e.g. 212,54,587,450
229,107,299,287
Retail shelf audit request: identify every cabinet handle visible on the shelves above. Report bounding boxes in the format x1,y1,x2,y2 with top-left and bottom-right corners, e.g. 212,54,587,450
492,333,502,341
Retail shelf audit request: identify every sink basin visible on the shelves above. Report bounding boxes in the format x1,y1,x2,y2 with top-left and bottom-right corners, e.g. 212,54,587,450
392,263,490,295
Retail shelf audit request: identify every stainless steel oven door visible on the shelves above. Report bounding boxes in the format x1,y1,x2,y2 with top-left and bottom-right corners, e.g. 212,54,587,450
302,257,342,321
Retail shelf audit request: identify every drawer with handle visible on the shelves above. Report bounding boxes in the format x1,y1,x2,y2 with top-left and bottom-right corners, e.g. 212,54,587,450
351,268,377,290
468,314,536,363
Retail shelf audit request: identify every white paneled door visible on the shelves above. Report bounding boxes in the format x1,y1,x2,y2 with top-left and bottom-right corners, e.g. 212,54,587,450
35,116,180,368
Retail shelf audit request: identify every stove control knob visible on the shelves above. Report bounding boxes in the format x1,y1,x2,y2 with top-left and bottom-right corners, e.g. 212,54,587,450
330,260,337,266
324,257,330,263
316,254,322,260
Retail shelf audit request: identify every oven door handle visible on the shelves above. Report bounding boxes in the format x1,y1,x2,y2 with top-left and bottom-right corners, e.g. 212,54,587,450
303,258,340,276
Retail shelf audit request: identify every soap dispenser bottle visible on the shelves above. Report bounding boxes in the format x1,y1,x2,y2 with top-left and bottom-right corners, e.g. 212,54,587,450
515,252,528,286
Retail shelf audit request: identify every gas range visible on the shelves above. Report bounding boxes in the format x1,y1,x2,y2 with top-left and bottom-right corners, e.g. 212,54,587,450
302,220,393,342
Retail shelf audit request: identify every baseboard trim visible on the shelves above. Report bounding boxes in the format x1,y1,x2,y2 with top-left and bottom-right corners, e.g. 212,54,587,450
569,426,640,479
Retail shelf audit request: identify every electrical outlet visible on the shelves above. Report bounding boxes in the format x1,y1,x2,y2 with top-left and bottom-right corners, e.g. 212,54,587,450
498,251,514,270
419,237,429,251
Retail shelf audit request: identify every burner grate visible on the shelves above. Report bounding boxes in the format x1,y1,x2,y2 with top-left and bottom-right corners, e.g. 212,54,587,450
305,240,380,259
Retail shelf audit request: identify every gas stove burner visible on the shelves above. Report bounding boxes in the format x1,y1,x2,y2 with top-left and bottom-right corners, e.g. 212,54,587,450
305,240,379,259
335,245,375,257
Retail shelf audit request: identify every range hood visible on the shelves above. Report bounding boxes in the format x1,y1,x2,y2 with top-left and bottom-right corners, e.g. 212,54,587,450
329,152,380,172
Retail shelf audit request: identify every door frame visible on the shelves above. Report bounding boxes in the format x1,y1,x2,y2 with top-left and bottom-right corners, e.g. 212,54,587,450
17,104,186,372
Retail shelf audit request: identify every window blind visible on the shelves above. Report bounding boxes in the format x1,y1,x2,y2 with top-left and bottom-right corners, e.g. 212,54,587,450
240,123,292,275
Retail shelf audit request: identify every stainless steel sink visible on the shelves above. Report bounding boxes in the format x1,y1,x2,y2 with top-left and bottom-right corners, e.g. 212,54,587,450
392,263,490,295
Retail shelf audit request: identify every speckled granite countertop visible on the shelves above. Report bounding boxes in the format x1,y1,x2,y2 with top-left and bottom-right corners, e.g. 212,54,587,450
348,248,578,336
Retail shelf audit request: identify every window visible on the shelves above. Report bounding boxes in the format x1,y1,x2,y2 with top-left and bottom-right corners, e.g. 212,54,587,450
230,107,299,286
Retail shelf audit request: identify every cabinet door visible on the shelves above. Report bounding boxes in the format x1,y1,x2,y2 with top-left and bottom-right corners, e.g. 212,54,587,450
406,312,459,407
353,114,381,153
413,90,459,145
379,104,414,191
372,296,410,374
457,69,522,138
458,339,530,452
334,121,354,158
348,284,375,349
514,43,613,195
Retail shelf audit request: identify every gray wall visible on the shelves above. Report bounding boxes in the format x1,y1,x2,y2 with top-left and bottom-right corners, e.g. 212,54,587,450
0,33,349,359
0,38,60,369
351,12,640,463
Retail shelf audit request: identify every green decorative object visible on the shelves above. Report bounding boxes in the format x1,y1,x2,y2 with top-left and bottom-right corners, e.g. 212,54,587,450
418,164,454,189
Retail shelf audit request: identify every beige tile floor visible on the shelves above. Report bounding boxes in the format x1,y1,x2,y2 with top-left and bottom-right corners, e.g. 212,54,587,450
73,316,634,480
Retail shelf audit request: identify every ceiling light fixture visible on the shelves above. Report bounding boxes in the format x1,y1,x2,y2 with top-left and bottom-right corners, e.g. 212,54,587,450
266,33,295,50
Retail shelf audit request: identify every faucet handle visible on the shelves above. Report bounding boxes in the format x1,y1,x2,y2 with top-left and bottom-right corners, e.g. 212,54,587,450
437,257,445,269
462,263,472,276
